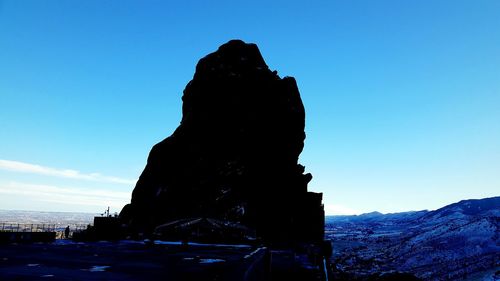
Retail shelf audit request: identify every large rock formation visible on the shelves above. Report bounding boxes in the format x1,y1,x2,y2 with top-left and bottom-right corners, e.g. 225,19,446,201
120,40,324,243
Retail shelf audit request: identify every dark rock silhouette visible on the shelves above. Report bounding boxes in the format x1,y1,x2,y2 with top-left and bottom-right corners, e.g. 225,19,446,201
120,40,324,243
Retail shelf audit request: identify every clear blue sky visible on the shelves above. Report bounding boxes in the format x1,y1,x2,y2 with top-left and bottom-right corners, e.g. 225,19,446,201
1,0,499,215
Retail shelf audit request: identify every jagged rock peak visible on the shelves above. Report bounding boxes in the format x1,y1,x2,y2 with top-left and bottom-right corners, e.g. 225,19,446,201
120,40,324,243
193,40,270,80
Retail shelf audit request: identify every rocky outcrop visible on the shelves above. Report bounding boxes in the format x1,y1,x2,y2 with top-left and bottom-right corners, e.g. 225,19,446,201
120,40,324,243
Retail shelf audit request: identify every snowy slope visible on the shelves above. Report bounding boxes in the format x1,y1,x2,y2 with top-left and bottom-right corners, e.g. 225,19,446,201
326,196,500,280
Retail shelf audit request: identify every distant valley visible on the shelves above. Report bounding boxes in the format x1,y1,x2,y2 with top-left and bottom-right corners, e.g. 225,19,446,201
0,209,97,232
326,197,500,280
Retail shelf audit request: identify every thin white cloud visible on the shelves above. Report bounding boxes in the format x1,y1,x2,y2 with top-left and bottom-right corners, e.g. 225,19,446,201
0,182,129,209
0,159,135,185
324,204,360,216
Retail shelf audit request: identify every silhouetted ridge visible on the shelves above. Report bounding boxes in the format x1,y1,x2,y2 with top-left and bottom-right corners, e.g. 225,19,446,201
120,40,324,244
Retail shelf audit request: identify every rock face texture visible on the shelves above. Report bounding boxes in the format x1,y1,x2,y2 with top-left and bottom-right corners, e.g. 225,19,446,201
120,40,324,243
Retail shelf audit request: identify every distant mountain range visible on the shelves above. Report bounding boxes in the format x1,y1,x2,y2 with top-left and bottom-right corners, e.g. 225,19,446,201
326,196,500,280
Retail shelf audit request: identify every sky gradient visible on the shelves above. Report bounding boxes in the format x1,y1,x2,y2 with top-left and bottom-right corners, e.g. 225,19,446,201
1,0,499,215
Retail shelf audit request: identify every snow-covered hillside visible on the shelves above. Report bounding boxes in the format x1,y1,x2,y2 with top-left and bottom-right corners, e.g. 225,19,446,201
326,196,500,280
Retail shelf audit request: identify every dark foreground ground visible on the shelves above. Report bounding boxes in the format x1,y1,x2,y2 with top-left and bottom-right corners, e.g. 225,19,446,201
0,240,271,281
0,240,324,281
